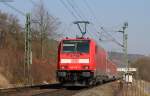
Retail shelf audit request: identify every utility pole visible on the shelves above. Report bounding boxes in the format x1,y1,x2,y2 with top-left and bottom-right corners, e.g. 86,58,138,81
40,15,44,59
117,22,133,84
24,13,32,85
118,22,128,72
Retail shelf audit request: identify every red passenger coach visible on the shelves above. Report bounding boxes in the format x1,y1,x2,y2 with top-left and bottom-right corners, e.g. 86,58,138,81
56,37,117,86
107,60,117,80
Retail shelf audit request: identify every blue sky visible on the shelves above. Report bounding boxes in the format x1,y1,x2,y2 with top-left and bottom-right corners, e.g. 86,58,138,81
0,0,150,55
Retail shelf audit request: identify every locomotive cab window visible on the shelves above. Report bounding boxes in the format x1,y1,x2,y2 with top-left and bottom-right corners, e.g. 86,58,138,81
62,40,90,53
62,43,75,52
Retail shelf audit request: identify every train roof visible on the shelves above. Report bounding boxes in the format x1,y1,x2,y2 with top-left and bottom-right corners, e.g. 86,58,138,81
61,37,94,41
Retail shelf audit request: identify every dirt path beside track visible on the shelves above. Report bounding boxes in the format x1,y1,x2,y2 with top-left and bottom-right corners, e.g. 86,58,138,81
73,81,119,96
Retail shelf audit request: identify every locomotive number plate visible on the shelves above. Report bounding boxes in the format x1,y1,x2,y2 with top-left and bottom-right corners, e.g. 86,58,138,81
71,59,78,63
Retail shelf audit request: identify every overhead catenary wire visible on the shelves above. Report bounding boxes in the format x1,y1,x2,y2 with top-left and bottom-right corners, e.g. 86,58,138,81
3,1,42,31
81,0,104,41
83,0,102,28
87,25,101,39
83,1,120,45
59,0,94,38
68,0,100,40
68,0,96,38
101,27,123,47
70,0,88,20
59,0,79,20
3,1,44,23
65,0,84,20
60,0,121,46
28,0,38,6
85,24,95,38
3,2,26,16
84,0,101,24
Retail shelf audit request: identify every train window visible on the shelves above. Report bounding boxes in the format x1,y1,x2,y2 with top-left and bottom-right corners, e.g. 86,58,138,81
62,40,90,53
63,43,75,52
76,41,89,53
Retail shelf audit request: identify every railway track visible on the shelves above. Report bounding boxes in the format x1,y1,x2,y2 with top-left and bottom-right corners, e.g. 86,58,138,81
0,87,82,96
0,80,117,96
32,88,81,96
0,83,85,96
0,83,63,96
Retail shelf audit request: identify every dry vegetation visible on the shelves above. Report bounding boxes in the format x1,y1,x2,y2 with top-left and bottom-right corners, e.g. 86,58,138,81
0,1,60,87
131,57,150,82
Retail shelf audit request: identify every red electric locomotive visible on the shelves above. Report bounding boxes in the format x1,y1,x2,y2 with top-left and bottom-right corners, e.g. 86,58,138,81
56,37,117,86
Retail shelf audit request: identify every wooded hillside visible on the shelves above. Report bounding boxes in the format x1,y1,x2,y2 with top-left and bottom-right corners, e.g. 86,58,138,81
0,5,59,87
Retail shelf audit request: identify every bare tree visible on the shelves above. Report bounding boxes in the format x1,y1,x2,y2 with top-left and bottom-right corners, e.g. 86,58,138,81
0,11,7,48
31,1,60,58
0,11,21,49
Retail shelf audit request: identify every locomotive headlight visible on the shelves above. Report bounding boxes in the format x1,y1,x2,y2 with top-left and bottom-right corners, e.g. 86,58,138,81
60,65,67,69
79,59,89,63
83,65,89,70
61,66,65,69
